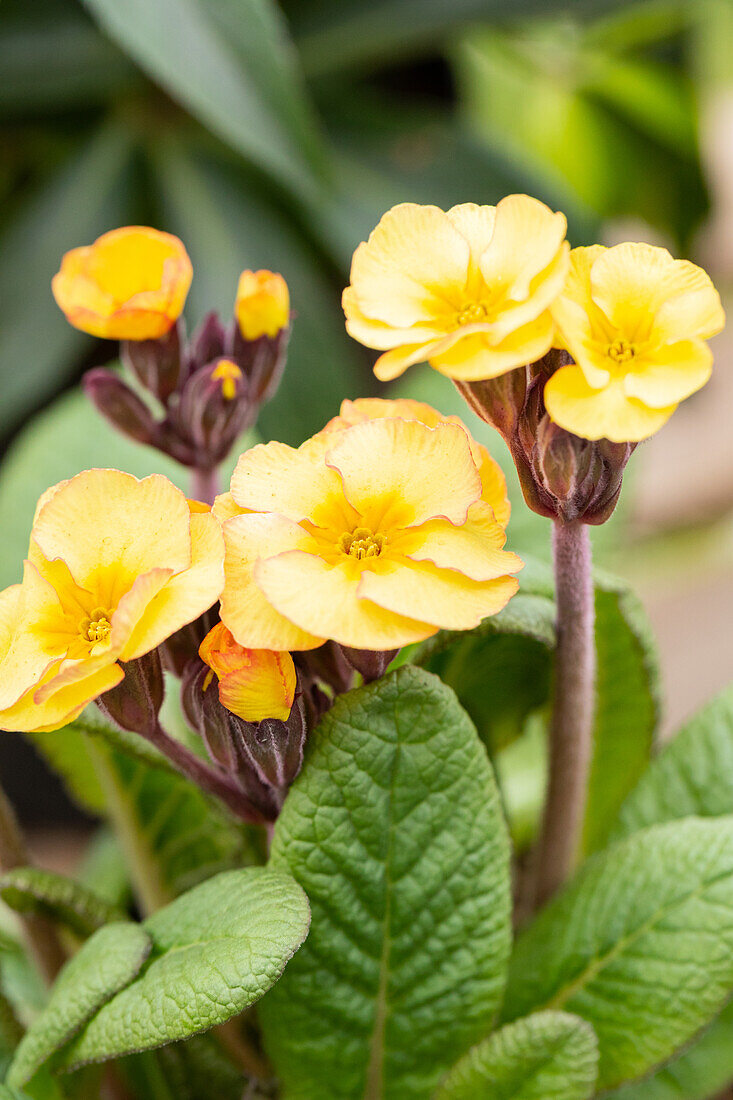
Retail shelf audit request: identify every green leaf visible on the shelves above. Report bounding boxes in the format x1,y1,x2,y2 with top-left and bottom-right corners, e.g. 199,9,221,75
260,665,512,1100
61,868,309,1068
613,686,733,841
7,922,151,1087
502,817,733,1090
581,573,660,853
82,0,324,204
0,869,124,939
434,1011,598,1100
119,1033,246,1100
606,1000,733,1100
0,124,134,441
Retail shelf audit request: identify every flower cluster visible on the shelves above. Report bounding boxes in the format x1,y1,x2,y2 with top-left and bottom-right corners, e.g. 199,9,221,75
55,227,290,476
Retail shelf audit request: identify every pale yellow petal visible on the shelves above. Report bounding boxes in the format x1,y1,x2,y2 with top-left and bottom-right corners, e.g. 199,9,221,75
474,449,511,527
324,418,481,529
229,439,345,525
343,287,446,350
221,514,323,651
402,502,523,581
545,364,676,443
255,552,436,650
32,470,192,593
623,339,713,408
359,559,519,631
212,492,247,523
348,203,470,327
446,203,497,282
0,661,123,733
651,261,725,344
430,315,554,381
218,650,296,723
0,567,64,709
373,341,441,381
479,194,567,302
110,568,175,657
120,511,225,661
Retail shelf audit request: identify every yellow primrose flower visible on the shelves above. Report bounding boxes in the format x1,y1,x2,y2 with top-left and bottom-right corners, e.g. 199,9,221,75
219,417,522,652
321,397,511,527
199,621,296,723
0,471,224,733
235,270,290,340
343,196,569,382
545,243,726,443
52,226,193,341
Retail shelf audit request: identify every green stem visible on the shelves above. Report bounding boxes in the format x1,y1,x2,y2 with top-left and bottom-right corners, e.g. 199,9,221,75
0,783,66,983
533,519,596,908
86,738,171,916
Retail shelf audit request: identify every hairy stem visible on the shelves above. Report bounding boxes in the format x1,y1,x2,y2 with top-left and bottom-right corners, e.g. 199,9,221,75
0,783,66,983
145,721,265,825
533,519,596,908
190,465,220,506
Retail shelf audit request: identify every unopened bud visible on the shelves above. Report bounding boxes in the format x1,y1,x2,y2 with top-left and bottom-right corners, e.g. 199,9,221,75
455,368,528,440
187,311,227,376
121,320,183,404
83,369,158,447
235,270,289,341
174,358,253,467
96,649,164,736
340,646,398,683
234,696,307,791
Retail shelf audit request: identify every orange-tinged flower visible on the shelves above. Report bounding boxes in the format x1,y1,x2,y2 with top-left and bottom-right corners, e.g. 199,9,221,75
0,471,224,733
52,226,192,341
343,196,569,382
320,397,511,528
219,416,522,652
235,270,290,340
545,243,726,442
199,621,295,723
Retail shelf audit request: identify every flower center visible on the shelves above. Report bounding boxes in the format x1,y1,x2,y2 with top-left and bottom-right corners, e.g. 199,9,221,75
338,527,385,560
606,338,635,364
80,607,112,645
211,359,242,400
457,302,489,326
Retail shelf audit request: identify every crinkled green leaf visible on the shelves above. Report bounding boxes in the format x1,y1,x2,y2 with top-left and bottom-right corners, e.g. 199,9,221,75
260,665,512,1100
62,868,309,1068
607,1000,733,1100
120,1034,245,1100
503,817,733,1090
613,686,733,841
434,1011,598,1100
7,923,151,1087
0,869,124,939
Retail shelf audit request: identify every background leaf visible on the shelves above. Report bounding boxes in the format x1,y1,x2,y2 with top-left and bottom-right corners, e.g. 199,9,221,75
0,868,124,938
260,665,512,1100
434,1010,599,1100
503,817,733,1090
62,868,309,1068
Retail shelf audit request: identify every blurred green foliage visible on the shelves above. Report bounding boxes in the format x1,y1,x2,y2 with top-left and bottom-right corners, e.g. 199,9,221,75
0,0,717,459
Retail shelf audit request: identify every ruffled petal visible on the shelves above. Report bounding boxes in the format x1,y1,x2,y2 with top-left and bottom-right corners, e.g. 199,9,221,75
218,649,296,723
430,314,555,381
402,501,522,580
229,438,345,525
623,339,713,408
545,364,676,443
479,194,567,302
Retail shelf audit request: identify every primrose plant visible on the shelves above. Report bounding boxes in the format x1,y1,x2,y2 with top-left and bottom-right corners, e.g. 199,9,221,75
0,197,729,1100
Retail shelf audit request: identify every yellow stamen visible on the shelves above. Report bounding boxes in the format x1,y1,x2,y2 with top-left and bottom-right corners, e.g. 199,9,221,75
80,608,112,645
607,338,635,364
457,302,489,326
338,527,385,560
212,359,242,400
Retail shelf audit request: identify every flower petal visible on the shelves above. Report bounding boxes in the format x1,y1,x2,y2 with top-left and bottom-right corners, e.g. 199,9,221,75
32,470,192,596
623,339,713,408
229,438,345,525
403,502,523,580
545,364,676,443
359,559,519,631
254,552,436,650
480,194,567,302
0,660,123,733
0,568,65,710
430,315,555,381
221,514,323,651
343,287,446,350
119,511,225,661
218,649,296,723
651,262,725,344
348,203,470,328
325,418,481,529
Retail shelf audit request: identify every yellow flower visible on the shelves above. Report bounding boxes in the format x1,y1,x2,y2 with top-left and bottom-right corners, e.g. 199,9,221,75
545,243,726,443
320,397,511,527
343,196,569,382
235,270,290,340
219,416,522,652
0,471,224,733
199,621,296,723
52,226,192,341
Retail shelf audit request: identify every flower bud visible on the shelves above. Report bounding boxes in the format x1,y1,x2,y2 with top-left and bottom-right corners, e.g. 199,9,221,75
172,358,254,468
121,320,183,403
187,311,227,377
52,226,192,341
96,649,164,736
456,350,635,525
83,368,159,447
340,646,397,683
235,270,289,341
